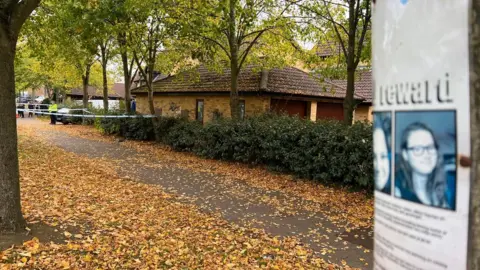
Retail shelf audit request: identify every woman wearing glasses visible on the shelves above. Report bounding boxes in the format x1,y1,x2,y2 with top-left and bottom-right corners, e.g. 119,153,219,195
395,122,450,209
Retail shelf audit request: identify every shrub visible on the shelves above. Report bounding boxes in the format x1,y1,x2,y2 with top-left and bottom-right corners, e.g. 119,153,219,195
96,116,155,140
95,113,373,190
123,117,155,140
164,120,202,151
192,114,373,190
96,118,123,135
154,117,184,143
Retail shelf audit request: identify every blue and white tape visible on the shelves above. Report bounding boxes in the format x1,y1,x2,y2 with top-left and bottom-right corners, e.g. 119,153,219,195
16,109,156,119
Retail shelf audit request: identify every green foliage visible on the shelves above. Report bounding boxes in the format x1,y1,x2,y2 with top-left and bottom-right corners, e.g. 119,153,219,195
96,118,122,135
96,116,155,140
193,115,372,188
155,117,184,141
97,114,373,189
123,118,155,140
163,120,202,152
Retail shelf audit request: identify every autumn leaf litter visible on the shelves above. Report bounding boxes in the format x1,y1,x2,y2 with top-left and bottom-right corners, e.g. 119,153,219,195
1,121,372,269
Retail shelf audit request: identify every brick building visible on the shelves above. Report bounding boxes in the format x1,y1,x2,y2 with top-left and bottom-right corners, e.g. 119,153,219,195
131,65,372,123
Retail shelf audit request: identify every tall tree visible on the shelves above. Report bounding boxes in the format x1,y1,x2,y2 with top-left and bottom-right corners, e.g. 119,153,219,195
0,0,41,233
61,2,100,109
26,0,101,108
297,0,371,124
101,0,136,114
98,39,113,112
176,0,298,119
129,1,168,117
90,1,117,113
127,0,172,140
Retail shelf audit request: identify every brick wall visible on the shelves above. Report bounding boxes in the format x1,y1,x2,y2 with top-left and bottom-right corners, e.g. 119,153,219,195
135,94,270,122
136,93,372,122
354,104,373,122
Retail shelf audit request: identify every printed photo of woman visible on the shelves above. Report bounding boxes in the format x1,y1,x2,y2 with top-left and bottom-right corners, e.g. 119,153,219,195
374,112,392,194
395,111,456,210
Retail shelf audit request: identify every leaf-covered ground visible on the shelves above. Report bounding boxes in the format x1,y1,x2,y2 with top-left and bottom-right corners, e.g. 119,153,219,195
1,118,374,269
1,124,338,269
38,120,374,229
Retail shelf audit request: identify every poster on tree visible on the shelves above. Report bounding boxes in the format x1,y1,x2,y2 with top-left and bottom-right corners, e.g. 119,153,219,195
372,0,471,269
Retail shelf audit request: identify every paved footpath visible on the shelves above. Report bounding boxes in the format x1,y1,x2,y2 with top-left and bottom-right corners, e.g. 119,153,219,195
19,118,373,268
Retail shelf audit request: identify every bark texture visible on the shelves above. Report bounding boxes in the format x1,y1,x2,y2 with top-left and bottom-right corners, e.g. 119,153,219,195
229,58,240,120
118,33,131,114
469,2,480,269
0,24,25,232
0,0,41,233
101,44,109,113
82,64,91,109
228,0,240,120
342,0,358,124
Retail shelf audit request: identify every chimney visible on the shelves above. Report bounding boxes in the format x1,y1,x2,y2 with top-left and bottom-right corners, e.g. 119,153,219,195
260,69,269,90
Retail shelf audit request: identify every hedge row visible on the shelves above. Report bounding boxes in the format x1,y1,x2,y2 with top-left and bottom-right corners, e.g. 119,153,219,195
96,114,373,189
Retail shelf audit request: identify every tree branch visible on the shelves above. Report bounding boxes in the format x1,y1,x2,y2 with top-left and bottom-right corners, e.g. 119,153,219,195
354,3,370,67
11,0,41,36
290,2,349,36
133,51,153,93
354,0,361,29
128,57,136,78
199,35,231,59
238,29,267,70
242,26,276,40
322,0,347,58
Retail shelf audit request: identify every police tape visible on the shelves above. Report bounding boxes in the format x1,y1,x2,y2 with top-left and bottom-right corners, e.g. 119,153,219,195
16,109,156,118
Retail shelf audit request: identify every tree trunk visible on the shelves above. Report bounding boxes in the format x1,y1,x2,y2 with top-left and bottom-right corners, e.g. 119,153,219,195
82,64,91,109
46,86,53,100
343,0,357,125
147,88,155,115
343,68,355,124
55,88,59,104
0,29,26,233
101,46,109,114
228,0,241,120
119,33,131,114
230,64,240,119
469,2,480,268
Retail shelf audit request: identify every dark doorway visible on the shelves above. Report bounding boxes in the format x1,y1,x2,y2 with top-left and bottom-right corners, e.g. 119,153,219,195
270,99,307,118
316,103,344,121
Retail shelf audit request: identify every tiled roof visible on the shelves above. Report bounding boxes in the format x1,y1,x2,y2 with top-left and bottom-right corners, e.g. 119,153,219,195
265,67,365,100
331,69,373,103
68,85,124,99
133,65,262,93
112,83,125,98
315,41,343,57
131,65,366,100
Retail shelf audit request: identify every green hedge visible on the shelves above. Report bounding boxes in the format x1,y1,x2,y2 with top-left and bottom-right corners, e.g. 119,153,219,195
96,114,373,189
95,117,155,141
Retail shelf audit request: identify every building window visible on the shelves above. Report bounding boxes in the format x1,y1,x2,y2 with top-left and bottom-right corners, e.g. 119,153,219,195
196,99,204,123
239,100,245,120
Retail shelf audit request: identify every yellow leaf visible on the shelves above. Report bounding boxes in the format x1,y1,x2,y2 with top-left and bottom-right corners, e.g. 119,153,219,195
84,254,92,262
296,249,307,256
61,260,70,269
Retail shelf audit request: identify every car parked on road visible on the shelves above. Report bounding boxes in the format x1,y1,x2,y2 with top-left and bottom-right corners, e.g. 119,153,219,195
56,108,73,124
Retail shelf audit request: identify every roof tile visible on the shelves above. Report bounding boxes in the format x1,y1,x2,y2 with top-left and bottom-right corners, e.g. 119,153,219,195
131,65,368,101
